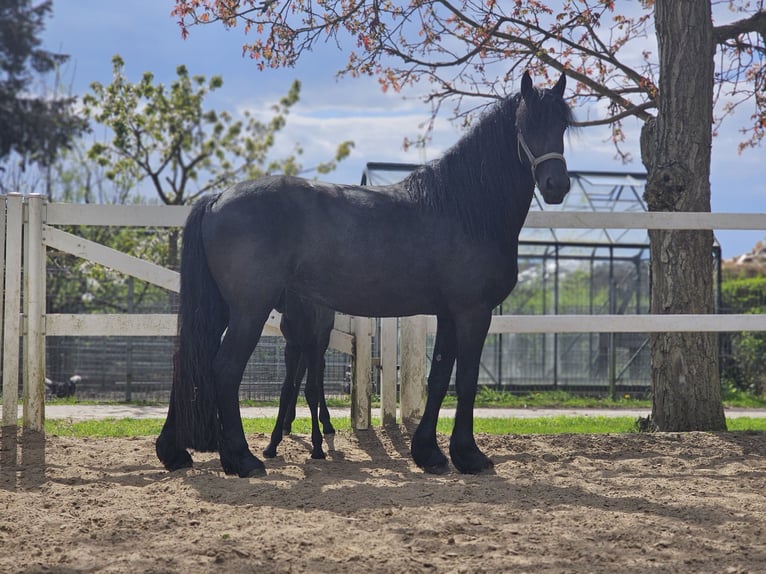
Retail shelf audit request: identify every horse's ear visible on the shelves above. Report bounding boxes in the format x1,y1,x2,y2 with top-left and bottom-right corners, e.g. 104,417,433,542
552,73,566,97
521,71,535,102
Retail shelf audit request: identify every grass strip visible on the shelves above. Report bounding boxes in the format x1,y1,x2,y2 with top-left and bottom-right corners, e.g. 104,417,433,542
43,415,766,438
37,388,766,410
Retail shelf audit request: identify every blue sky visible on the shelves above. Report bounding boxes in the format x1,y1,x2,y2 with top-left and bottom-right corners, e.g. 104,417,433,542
41,0,764,258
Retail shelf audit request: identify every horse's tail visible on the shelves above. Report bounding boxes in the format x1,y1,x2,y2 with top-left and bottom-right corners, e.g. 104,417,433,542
171,194,228,452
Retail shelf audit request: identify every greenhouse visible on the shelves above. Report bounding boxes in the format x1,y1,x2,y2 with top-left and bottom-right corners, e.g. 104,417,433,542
362,163,705,397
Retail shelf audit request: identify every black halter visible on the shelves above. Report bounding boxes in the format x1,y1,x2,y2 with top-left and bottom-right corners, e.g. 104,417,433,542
517,131,567,188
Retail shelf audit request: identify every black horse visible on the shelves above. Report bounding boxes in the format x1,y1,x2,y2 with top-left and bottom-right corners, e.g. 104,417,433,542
263,291,336,460
156,71,572,477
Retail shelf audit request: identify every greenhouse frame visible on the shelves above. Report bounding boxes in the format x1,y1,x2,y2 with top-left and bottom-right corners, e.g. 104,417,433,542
362,162,722,398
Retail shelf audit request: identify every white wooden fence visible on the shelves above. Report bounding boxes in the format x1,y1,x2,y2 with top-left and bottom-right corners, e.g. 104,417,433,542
2,194,765,434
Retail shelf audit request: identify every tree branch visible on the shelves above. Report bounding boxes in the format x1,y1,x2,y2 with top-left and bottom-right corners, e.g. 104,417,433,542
713,10,766,46
573,100,657,128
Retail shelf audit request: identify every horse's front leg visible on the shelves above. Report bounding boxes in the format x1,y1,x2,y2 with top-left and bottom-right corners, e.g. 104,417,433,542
449,307,493,474
411,315,456,474
214,314,267,477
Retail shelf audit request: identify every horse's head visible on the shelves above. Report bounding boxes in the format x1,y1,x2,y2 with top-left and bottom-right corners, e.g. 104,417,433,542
516,71,572,205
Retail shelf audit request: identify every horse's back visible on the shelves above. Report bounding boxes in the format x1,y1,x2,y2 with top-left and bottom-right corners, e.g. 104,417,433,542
201,174,517,317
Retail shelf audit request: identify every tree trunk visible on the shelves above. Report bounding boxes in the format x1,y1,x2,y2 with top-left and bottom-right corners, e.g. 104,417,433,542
640,0,726,431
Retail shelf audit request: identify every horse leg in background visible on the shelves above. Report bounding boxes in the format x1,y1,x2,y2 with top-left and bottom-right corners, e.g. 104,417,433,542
449,308,494,474
316,354,336,451
272,293,335,459
411,314,457,474
283,352,307,435
263,340,304,458
281,354,336,444
304,345,329,459
313,305,336,448
213,310,270,477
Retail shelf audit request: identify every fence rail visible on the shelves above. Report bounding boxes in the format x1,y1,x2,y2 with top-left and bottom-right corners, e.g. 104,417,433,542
3,193,765,434
427,313,766,334
524,211,766,230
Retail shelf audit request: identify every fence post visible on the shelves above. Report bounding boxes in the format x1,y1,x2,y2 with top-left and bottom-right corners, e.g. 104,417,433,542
23,194,46,432
0,195,4,351
351,316,372,430
400,315,426,427
379,317,398,426
2,194,24,428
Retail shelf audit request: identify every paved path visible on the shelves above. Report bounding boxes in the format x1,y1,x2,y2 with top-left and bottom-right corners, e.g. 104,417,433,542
33,405,766,421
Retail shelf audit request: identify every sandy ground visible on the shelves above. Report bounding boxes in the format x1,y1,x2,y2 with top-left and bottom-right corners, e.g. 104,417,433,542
1,427,765,573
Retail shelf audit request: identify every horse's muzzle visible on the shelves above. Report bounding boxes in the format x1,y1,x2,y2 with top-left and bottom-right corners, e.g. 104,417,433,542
539,175,571,205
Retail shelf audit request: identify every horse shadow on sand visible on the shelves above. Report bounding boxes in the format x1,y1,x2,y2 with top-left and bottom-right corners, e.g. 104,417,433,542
169,428,764,529
5,424,765,531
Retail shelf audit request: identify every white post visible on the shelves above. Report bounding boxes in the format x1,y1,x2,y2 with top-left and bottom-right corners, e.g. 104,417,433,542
351,316,372,430
379,317,398,426
399,315,426,427
2,195,24,428
23,194,46,432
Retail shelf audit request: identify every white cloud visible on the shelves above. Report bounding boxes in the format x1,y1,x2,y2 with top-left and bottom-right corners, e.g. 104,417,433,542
267,106,457,184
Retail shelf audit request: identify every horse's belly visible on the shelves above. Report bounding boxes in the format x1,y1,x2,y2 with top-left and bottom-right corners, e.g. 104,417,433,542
291,243,515,318
293,261,440,317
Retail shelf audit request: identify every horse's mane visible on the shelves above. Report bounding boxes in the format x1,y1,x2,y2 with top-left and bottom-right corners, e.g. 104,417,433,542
402,88,571,242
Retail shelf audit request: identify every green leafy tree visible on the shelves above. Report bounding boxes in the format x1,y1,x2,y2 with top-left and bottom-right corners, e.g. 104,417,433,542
45,142,171,320
172,0,765,431
0,0,86,169
83,54,352,207
82,54,353,269
52,55,352,311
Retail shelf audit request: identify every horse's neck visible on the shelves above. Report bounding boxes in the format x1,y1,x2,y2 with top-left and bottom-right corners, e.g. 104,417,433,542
486,147,536,242
510,184,535,240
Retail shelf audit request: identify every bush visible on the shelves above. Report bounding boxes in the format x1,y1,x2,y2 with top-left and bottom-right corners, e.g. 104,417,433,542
721,276,766,395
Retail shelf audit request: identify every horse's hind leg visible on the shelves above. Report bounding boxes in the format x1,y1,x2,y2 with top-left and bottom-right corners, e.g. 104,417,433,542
156,385,193,471
264,342,303,458
304,348,329,459
316,356,336,451
214,310,270,477
411,314,457,474
283,353,306,435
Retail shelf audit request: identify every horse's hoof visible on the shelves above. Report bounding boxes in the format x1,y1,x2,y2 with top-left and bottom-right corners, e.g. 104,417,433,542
162,451,193,472
450,444,494,474
221,453,267,478
282,428,292,436
421,460,450,475
263,445,278,459
453,457,494,474
156,436,193,472
411,444,448,474
241,465,267,478
310,449,327,460
324,433,335,452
